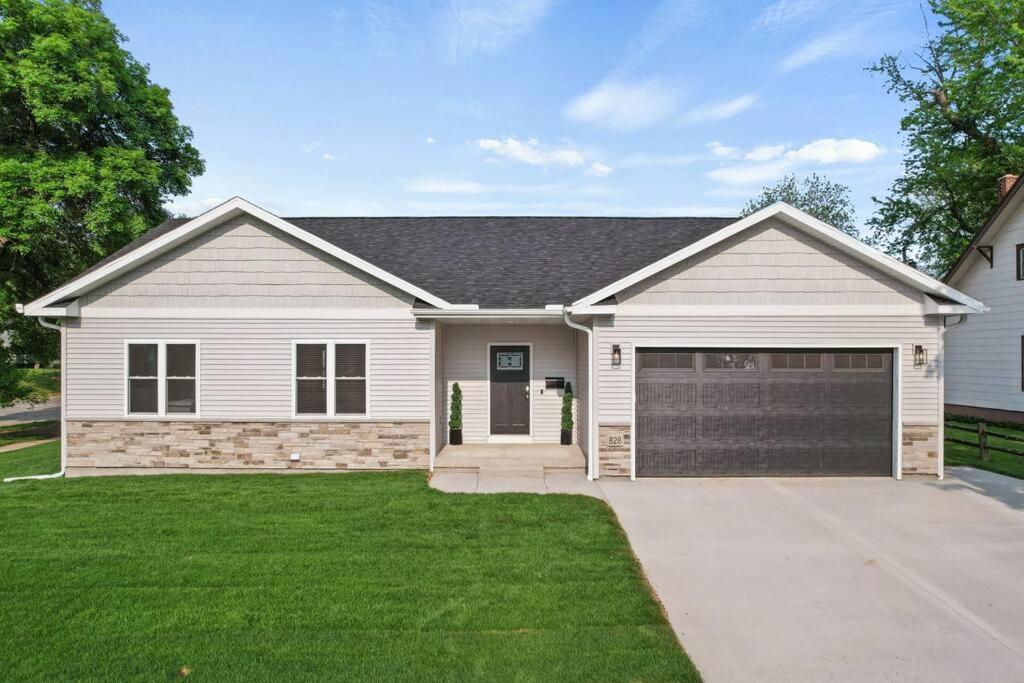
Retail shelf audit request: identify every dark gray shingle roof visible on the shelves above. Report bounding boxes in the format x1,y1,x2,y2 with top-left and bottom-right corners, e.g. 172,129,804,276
79,215,737,308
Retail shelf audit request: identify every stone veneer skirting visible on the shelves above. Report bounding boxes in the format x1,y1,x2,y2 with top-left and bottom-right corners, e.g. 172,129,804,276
66,420,430,473
901,423,940,476
598,424,631,477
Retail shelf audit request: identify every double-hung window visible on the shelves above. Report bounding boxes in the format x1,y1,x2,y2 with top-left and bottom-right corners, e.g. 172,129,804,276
126,341,198,416
294,342,368,417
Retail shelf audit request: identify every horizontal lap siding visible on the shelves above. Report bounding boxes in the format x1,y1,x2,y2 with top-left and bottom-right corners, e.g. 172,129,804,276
945,206,1024,412
595,315,941,425
443,325,576,443
65,318,432,421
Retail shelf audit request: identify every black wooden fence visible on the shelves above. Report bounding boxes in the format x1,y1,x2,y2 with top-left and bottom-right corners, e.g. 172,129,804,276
945,421,1024,461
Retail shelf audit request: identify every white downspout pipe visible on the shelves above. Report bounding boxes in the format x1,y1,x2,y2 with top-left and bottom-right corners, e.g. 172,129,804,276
563,307,596,480
4,316,66,483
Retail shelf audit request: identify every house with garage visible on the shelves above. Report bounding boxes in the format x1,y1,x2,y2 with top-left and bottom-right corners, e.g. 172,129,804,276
944,174,1024,423
19,197,984,480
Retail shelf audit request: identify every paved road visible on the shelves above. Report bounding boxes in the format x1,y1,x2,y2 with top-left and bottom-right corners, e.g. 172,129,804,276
0,396,60,425
601,469,1024,682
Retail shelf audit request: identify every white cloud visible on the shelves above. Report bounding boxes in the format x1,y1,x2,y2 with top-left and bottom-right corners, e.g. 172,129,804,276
622,0,703,68
780,24,869,71
585,161,613,177
167,195,224,216
439,0,554,61
322,152,335,161
784,137,884,164
744,144,786,161
476,136,585,168
682,93,758,124
707,137,885,186
753,0,829,31
303,141,322,153
707,141,740,158
565,78,679,130
425,136,435,144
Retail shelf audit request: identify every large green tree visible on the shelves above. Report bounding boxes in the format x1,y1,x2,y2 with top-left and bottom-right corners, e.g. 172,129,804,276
0,0,203,402
867,0,1024,275
741,173,859,237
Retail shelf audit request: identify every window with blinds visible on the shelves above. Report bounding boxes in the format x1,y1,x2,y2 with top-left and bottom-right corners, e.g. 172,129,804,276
294,342,367,416
127,342,197,415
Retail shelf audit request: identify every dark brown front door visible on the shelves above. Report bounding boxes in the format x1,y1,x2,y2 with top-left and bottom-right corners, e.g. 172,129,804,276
635,349,893,477
490,345,530,435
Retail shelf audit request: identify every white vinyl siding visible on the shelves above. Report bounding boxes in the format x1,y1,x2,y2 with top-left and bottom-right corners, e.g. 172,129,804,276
65,317,430,421
575,328,589,455
618,219,921,307
945,202,1024,412
443,325,576,444
594,315,941,426
78,217,413,310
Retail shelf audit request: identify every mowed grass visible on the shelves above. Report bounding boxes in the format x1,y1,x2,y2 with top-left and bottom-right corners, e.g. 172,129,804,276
945,415,1024,480
0,440,61,480
0,471,698,681
0,420,59,448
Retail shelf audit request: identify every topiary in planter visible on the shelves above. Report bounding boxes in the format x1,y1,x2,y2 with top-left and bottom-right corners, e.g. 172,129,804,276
449,382,463,445
560,381,573,445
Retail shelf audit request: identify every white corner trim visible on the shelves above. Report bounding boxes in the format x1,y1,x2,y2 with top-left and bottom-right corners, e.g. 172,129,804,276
23,196,456,315
572,202,986,312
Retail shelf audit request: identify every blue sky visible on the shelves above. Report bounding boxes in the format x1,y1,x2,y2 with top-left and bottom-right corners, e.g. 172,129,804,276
106,0,933,232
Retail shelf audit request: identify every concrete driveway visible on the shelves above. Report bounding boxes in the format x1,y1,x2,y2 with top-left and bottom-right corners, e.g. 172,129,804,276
600,468,1024,682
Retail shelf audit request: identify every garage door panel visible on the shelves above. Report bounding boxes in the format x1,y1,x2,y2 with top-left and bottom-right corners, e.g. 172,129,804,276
635,349,893,477
701,383,761,407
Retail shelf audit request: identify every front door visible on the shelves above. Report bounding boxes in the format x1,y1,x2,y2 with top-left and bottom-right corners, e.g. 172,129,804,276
489,345,530,435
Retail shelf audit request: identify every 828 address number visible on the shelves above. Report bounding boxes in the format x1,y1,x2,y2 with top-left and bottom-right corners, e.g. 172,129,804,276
607,435,624,446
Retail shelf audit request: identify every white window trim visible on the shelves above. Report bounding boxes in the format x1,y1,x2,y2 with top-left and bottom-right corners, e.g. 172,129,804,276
123,340,201,419
291,340,371,419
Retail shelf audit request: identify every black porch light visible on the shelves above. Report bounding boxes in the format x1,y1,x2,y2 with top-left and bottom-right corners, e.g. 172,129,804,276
611,344,622,367
913,344,927,367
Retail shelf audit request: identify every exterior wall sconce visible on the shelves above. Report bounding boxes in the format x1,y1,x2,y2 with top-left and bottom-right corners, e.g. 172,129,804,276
611,344,622,367
913,344,927,367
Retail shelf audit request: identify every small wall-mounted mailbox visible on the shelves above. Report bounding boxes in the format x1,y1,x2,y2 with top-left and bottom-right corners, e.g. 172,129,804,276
545,377,566,389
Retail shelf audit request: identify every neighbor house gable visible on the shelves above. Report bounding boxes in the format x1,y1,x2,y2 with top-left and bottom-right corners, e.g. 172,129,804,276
24,197,458,315
617,218,924,309
945,176,1024,289
77,215,415,312
573,203,985,312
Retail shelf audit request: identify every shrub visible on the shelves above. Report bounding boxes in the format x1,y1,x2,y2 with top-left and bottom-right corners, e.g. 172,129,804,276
449,383,462,430
561,381,574,432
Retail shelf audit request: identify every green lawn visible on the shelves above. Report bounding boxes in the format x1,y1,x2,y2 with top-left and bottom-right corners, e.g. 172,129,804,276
0,470,698,681
945,415,1024,480
0,420,59,448
0,440,61,480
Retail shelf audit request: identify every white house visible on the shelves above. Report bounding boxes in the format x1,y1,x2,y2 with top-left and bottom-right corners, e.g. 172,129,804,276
20,197,983,479
945,174,1024,423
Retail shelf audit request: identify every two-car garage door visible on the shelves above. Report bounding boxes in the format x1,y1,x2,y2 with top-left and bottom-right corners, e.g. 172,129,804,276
635,349,893,477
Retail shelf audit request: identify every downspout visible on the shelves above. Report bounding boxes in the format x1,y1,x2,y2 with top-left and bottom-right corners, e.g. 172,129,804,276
935,314,967,481
563,307,596,480
4,316,66,482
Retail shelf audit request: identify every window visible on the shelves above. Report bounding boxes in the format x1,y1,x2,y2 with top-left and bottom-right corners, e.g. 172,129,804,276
1017,244,1024,280
705,352,757,370
294,342,368,416
770,353,822,370
639,350,694,370
833,353,886,371
126,342,198,415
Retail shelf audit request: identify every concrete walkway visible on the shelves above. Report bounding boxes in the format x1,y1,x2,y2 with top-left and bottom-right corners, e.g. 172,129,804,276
430,468,603,497
601,468,1024,682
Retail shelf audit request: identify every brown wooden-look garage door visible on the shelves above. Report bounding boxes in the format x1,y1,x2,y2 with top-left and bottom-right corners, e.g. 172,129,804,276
635,349,893,477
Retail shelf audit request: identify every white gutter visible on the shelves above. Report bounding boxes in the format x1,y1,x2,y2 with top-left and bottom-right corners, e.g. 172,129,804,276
4,315,66,483
562,307,597,480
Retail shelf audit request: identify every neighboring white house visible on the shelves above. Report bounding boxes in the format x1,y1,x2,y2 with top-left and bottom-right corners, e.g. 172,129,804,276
20,197,983,479
945,174,1024,423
